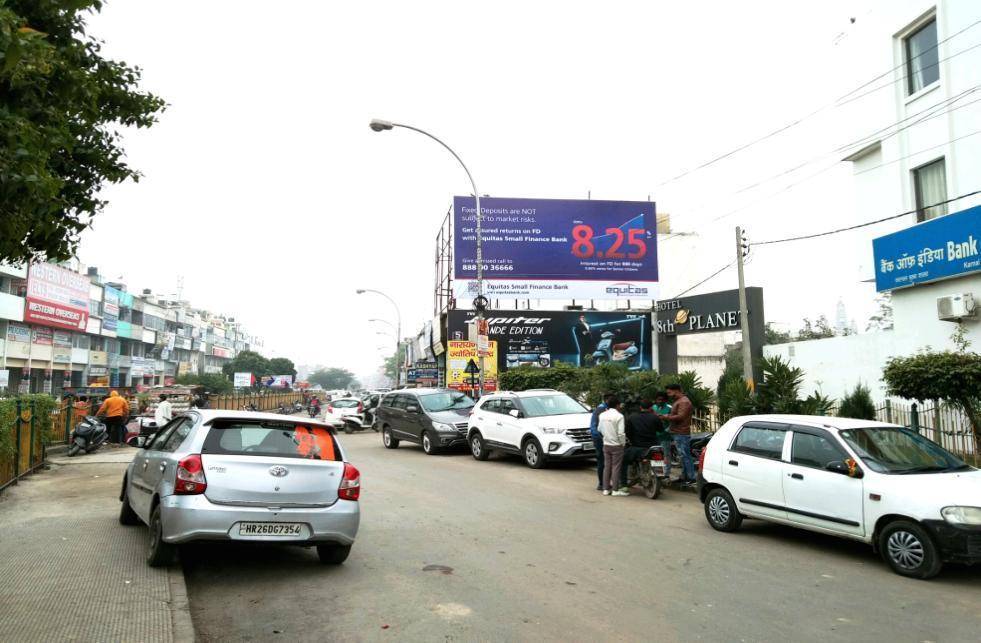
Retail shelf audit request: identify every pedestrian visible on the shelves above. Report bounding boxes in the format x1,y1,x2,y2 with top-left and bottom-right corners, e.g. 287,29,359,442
653,391,674,479
154,393,173,428
589,394,612,491
95,390,129,445
598,395,628,497
619,399,662,492
658,384,696,486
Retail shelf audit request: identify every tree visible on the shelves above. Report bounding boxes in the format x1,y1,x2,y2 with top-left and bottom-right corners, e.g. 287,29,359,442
176,373,232,394
309,367,356,390
0,1,165,264
866,292,894,332
797,315,836,341
883,350,981,442
221,350,270,379
384,344,406,382
268,357,296,378
763,323,794,345
838,383,876,420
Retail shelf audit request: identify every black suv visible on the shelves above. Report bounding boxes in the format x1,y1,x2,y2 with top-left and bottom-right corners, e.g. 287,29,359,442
377,388,475,455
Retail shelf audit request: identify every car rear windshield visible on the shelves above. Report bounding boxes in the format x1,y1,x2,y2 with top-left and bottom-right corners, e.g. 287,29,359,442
331,399,360,408
202,420,342,461
839,426,967,474
520,394,588,417
419,391,475,412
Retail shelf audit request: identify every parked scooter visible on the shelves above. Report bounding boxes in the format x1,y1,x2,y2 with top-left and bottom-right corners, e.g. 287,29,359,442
668,432,713,472
339,406,378,435
623,444,669,499
293,401,304,413
68,416,109,457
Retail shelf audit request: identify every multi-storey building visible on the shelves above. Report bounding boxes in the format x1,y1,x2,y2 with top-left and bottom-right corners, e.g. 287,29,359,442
0,261,263,396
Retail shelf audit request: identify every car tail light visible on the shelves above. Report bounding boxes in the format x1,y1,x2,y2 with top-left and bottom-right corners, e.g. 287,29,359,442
327,405,334,413
357,402,364,413
338,462,360,501
175,454,207,495
698,446,707,472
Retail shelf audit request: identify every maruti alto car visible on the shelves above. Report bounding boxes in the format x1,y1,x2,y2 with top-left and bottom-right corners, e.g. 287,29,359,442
119,410,360,567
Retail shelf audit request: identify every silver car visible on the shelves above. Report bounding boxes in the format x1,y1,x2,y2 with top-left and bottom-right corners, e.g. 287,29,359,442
119,410,360,567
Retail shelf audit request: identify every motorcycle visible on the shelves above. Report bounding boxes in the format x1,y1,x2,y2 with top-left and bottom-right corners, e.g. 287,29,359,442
339,407,378,434
293,401,304,413
623,444,668,499
308,404,321,418
68,416,109,457
668,432,713,472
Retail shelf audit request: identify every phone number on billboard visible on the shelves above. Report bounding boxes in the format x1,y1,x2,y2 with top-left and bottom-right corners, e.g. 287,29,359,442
462,264,515,272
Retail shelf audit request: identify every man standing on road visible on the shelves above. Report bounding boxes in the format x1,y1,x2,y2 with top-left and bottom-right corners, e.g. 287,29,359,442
589,394,611,491
659,384,695,486
653,391,674,479
598,395,628,497
619,399,661,493
154,393,173,429
95,390,129,444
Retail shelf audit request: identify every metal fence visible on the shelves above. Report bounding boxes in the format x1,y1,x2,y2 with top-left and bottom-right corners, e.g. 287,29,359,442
0,400,59,492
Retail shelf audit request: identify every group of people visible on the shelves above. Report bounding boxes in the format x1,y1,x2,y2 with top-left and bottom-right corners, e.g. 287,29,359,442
62,391,178,445
590,383,696,496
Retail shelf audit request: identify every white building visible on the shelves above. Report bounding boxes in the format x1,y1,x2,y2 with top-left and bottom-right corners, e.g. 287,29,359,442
765,0,981,400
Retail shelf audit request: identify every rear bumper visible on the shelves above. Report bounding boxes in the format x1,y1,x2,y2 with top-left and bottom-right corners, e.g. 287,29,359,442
921,520,981,565
159,494,360,546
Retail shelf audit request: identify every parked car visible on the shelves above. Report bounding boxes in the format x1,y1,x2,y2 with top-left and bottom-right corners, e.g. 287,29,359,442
376,388,474,454
467,390,595,468
119,410,360,567
698,414,980,579
325,398,363,420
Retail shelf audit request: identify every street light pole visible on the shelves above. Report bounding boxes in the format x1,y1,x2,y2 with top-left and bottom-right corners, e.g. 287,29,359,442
357,289,402,388
370,119,486,396
735,227,754,390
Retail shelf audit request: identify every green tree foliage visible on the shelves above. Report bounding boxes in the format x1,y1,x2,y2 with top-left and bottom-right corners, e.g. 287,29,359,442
175,373,232,394
0,1,166,264
309,367,356,390
763,323,794,345
883,350,981,441
384,344,406,382
866,292,894,332
837,383,877,420
221,350,270,380
797,315,836,341
268,357,296,377
718,355,833,420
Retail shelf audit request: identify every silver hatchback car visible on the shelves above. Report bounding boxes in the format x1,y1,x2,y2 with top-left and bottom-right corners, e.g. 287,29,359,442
119,410,360,567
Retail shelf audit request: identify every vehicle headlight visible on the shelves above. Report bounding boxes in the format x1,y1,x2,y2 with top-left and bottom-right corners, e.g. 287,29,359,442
432,422,457,433
941,506,981,525
541,427,565,434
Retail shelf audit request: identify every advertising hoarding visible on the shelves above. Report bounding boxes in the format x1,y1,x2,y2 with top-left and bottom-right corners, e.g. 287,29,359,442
407,361,439,385
31,327,53,345
233,372,253,388
448,309,653,375
873,205,981,291
453,196,658,300
6,321,31,343
25,263,90,331
52,331,72,363
264,375,293,388
446,340,498,393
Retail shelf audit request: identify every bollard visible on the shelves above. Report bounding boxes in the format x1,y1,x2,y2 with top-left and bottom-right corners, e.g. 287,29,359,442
885,399,893,424
910,403,919,434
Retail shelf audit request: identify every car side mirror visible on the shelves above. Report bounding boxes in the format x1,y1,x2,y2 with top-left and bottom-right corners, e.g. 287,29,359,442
826,460,863,479
127,435,147,448
508,409,523,419
406,404,420,414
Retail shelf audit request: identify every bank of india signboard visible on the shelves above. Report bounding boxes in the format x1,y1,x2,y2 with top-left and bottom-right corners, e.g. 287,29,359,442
873,205,981,292
452,196,658,300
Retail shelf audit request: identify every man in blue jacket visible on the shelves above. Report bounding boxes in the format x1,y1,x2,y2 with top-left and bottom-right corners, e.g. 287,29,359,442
589,393,614,491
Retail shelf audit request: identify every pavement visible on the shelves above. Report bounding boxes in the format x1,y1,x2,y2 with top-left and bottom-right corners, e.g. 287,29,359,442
0,447,194,643
183,430,981,642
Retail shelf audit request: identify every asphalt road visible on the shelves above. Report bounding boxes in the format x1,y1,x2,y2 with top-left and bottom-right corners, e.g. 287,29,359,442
183,430,981,642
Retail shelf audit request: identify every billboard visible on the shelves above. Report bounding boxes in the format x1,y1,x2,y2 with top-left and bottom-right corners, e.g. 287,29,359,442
446,340,498,393
873,205,981,292
447,310,653,375
25,262,90,331
453,196,658,300
264,375,293,388
233,372,253,388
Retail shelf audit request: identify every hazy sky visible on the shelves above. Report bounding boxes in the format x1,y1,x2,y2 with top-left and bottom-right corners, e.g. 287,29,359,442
79,0,892,377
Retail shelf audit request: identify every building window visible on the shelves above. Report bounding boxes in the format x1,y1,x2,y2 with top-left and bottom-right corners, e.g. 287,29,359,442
913,157,947,221
905,18,939,95
72,334,90,349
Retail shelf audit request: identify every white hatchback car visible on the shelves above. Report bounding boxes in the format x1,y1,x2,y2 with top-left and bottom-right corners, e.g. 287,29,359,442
467,390,595,468
698,415,980,579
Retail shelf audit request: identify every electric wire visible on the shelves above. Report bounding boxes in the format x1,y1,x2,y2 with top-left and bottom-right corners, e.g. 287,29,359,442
670,261,736,298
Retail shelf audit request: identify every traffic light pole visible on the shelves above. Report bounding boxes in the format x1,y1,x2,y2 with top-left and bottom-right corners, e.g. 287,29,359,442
736,226,754,390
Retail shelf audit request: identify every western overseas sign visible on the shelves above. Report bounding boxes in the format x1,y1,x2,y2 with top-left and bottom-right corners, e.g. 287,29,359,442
873,205,981,292
25,262,90,331
452,197,658,300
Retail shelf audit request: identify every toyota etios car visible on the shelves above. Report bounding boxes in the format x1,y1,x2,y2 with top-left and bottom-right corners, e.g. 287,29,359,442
698,415,979,579
119,410,361,567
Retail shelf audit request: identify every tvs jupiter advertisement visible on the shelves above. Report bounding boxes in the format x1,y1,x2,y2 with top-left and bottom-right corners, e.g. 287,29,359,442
448,310,652,375
25,262,90,331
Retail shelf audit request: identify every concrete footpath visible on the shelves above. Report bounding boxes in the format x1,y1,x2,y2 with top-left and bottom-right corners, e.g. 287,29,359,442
0,448,195,642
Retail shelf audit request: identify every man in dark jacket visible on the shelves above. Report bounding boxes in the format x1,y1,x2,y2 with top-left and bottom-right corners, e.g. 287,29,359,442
619,399,662,491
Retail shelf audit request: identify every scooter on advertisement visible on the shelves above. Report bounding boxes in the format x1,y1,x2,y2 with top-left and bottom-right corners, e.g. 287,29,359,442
68,416,109,457
623,444,669,499
591,331,640,367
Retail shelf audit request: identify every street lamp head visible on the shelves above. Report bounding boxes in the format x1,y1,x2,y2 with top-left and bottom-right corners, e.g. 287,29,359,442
356,289,366,294
369,119,394,132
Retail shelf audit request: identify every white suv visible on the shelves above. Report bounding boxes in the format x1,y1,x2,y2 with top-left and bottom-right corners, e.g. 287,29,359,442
698,414,980,579
467,390,595,468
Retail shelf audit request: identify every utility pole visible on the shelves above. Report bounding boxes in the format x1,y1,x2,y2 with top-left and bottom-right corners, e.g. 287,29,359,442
735,227,754,390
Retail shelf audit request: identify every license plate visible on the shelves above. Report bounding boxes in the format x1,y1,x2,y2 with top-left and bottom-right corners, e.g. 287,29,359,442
582,442,594,450
238,522,303,537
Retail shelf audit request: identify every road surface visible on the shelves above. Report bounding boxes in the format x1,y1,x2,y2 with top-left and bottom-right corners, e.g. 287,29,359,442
183,430,981,642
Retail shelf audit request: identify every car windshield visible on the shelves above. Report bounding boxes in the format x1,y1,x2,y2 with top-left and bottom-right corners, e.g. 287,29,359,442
838,426,969,474
419,392,475,412
520,394,588,418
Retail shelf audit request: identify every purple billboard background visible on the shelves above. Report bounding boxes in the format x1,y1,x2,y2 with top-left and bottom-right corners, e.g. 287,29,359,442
453,197,658,281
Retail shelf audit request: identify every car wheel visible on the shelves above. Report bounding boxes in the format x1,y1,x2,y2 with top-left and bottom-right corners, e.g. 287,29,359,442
382,427,399,449
317,544,352,565
422,431,440,455
119,485,140,526
523,438,546,469
704,488,742,532
879,520,943,579
470,432,490,461
343,423,354,435
146,506,178,567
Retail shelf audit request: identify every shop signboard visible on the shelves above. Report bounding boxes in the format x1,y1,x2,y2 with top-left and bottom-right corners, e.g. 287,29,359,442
446,340,498,393
233,372,253,388
6,322,31,343
24,262,90,331
453,196,658,300
407,361,439,385
52,331,72,363
31,326,53,345
873,205,981,291
448,309,653,375
88,366,109,387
